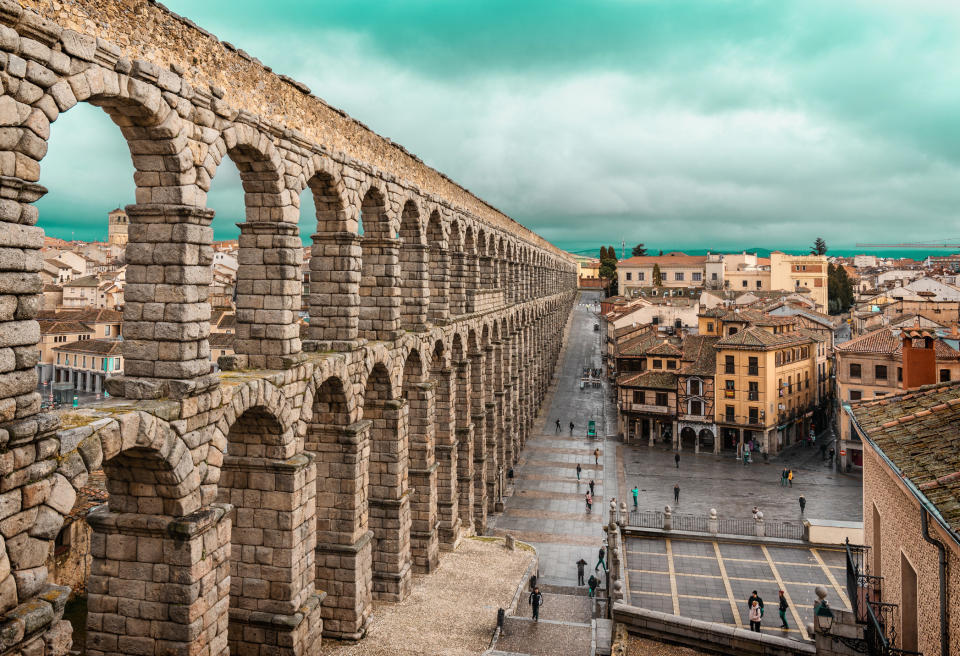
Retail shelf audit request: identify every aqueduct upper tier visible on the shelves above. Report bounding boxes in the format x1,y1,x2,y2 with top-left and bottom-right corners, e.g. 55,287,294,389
0,2,578,655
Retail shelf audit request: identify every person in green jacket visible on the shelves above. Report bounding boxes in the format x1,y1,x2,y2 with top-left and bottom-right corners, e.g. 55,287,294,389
778,590,789,629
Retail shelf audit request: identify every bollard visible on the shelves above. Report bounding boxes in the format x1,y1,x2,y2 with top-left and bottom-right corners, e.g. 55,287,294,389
619,501,627,527
505,534,515,550
663,505,673,531
755,510,765,537
708,508,719,535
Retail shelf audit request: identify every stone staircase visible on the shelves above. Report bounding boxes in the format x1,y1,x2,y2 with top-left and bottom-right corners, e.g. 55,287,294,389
490,583,609,656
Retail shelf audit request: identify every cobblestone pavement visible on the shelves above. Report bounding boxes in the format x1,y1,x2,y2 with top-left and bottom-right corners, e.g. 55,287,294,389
625,535,852,642
489,291,613,588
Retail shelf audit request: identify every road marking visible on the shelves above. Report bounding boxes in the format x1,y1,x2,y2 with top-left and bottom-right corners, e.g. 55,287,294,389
812,548,851,608
713,541,743,628
762,545,809,640
665,539,681,615
629,568,721,579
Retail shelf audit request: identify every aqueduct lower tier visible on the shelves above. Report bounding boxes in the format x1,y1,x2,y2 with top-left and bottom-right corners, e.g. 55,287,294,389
0,1,579,655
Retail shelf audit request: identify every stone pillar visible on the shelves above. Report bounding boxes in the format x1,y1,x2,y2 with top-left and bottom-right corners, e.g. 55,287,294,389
454,359,474,532
86,505,232,656
311,421,373,639
407,382,440,573
219,454,323,656
479,255,494,290
449,252,467,316
470,348,488,533
95,374,102,394
428,247,450,324
399,242,429,331
234,221,302,369
307,231,361,349
359,237,402,341
431,364,461,548
368,399,412,601
116,204,217,400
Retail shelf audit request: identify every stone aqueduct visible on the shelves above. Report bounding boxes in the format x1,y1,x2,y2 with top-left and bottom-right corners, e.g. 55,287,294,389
0,2,578,655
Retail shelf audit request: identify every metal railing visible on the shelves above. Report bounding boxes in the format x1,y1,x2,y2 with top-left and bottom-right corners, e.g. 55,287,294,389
764,520,804,540
717,517,756,536
627,510,803,541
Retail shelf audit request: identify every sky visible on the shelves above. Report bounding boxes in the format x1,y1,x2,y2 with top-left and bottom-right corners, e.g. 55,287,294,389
36,0,960,254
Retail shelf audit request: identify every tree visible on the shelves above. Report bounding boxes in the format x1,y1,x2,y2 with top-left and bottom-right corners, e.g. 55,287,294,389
827,262,854,315
599,246,608,260
632,243,647,257
598,245,619,296
811,237,828,256
653,263,662,287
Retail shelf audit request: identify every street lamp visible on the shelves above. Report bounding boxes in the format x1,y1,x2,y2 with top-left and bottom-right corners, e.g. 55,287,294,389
815,600,834,634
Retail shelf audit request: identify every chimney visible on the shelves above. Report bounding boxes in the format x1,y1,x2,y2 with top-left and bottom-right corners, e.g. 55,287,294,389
901,322,938,390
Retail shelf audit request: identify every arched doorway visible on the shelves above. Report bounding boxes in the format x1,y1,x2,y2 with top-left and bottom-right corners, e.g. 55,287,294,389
680,426,697,450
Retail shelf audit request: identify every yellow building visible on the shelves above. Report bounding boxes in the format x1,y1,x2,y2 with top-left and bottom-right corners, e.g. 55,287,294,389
769,252,828,312
711,315,817,456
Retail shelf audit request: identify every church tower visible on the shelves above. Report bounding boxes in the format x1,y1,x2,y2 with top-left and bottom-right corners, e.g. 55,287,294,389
107,208,128,246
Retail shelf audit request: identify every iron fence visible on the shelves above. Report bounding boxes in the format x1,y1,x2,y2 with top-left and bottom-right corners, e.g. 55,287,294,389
717,517,755,536
764,520,804,540
626,510,803,541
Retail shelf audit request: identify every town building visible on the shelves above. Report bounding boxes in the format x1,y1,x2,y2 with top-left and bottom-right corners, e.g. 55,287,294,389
51,339,123,395
107,207,129,246
835,324,960,470
847,380,960,656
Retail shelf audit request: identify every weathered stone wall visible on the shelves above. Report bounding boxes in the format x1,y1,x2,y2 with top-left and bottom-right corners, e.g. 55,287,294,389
0,2,578,654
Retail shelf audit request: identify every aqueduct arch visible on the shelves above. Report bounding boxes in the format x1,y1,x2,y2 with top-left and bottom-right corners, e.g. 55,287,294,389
0,2,578,655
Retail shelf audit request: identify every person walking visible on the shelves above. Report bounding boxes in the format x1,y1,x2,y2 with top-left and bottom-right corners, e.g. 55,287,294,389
829,447,835,465
576,463,582,481
631,485,639,508
799,495,806,514
595,546,607,572
555,419,561,434
749,600,763,633
673,483,680,504
585,490,593,512
569,421,575,435
788,469,794,487
587,574,599,598
529,586,543,621
778,590,789,630
674,452,680,469
747,590,764,618
589,479,595,496
576,558,587,586
594,448,600,465
780,468,788,487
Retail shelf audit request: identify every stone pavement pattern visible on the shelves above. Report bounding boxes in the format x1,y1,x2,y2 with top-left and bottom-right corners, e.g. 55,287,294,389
625,536,852,642
0,2,579,655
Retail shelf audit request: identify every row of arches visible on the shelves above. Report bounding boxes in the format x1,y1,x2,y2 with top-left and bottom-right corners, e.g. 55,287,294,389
80,301,572,654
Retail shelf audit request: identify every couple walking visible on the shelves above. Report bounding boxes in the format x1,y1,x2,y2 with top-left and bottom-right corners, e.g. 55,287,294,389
780,468,794,486
747,590,790,632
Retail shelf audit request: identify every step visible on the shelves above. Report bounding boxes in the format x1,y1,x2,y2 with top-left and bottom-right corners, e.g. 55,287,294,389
496,616,593,656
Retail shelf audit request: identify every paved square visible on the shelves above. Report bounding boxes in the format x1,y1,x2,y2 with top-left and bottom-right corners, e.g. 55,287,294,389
625,535,852,642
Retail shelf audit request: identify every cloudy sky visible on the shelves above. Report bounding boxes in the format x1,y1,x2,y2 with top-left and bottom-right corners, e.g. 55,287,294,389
37,0,960,254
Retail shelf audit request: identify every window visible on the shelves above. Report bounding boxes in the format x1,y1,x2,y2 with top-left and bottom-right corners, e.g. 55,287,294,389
850,390,862,401
875,365,887,380
632,390,643,404
756,280,762,289
666,360,677,370
105,325,111,336
897,367,902,383
724,405,735,422
849,363,861,378
748,407,759,424
724,379,735,398
56,353,60,364
82,357,86,368
747,356,758,376
706,322,714,332
724,355,735,374
655,392,668,406
742,280,748,288
692,272,702,282
625,272,632,281
653,359,662,369
690,399,702,416
688,379,702,396
728,327,738,336
671,272,682,281
940,369,951,383
748,381,759,401
711,272,718,280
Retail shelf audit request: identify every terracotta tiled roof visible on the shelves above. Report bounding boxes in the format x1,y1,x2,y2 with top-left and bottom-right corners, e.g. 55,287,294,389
849,381,960,533
698,307,727,318
63,274,100,287
54,339,122,355
617,370,678,390
209,333,235,348
836,327,960,359
39,321,93,335
680,335,718,376
647,341,683,357
617,253,707,267
715,327,812,350
41,308,122,323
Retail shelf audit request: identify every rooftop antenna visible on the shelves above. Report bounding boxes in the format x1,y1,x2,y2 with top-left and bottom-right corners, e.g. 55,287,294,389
621,238,626,260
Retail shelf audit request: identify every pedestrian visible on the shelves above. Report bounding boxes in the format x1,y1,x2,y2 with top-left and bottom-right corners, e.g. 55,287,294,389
589,479,595,496
674,452,680,468
829,447,835,464
673,483,680,504
569,421,574,435
529,586,543,621
788,469,793,487
576,558,587,586
631,485,639,508
594,448,600,465
587,574,599,597
749,600,763,633
555,419,561,434
799,495,806,514
747,590,764,616
595,546,607,572
781,468,788,487
778,590,789,630
576,463,582,481
585,490,593,511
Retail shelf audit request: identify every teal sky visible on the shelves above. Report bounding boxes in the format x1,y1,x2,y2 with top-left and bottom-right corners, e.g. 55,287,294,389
36,0,960,253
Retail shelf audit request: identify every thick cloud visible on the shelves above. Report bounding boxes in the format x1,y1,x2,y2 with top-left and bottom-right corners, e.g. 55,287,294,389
34,0,960,252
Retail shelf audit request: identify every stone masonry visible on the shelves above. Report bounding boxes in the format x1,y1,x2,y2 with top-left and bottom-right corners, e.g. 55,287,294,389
0,2,578,655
